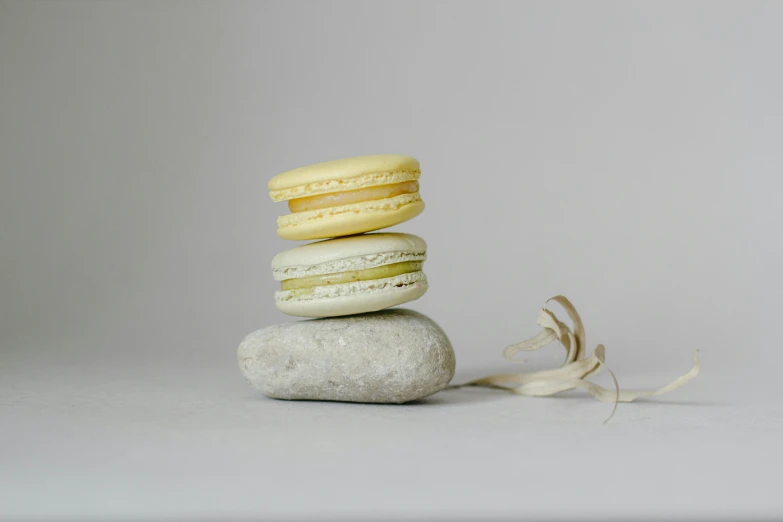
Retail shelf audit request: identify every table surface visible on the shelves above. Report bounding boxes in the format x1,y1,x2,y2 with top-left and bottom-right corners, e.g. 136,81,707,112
2,359,780,521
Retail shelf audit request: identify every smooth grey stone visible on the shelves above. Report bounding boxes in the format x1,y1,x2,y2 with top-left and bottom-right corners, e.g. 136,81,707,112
238,308,455,404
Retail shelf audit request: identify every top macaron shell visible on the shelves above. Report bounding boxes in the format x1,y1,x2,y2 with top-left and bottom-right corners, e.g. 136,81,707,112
269,154,425,240
271,232,427,276
272,233,428,318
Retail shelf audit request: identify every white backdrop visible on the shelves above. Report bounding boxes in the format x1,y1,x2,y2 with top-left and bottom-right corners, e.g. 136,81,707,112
1,1,781,520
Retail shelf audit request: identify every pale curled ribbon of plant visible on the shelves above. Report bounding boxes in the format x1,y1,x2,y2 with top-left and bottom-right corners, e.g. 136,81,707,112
452,295,701,423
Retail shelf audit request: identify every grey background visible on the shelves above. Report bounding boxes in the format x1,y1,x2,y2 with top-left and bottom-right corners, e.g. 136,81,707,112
1,1,781,520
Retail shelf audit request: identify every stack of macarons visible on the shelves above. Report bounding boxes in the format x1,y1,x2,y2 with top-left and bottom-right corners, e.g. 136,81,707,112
268,154,428,317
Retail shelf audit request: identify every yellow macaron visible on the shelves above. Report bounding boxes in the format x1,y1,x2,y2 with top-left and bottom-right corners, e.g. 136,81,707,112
268,154,425,240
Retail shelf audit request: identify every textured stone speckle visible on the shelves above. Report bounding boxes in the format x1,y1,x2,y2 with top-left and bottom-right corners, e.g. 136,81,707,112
238,309,455,403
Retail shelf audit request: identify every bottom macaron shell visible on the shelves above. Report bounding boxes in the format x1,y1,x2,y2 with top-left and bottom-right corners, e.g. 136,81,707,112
277,200,425,240
275,280,428,318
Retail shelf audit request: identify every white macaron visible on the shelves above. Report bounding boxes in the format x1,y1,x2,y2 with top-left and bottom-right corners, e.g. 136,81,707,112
272,233,428,317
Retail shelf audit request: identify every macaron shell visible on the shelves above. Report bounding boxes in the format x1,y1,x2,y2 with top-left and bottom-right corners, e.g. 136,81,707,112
272,232,427,272
277,199,424,240
270,169,419,202
269,154,419,192
275,280,428,318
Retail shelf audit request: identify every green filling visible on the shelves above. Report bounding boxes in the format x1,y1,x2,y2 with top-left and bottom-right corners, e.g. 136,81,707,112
281,261,422,294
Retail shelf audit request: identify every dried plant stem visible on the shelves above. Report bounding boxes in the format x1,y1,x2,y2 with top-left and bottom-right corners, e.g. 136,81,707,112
453,295,700,422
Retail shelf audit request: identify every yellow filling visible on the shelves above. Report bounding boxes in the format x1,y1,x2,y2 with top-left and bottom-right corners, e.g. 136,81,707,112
281,261,422,291
287,181,419,213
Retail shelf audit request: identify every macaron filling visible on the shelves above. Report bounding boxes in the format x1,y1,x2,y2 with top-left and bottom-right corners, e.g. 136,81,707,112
287,181,419,213
276,271,428,304
281,261,423,292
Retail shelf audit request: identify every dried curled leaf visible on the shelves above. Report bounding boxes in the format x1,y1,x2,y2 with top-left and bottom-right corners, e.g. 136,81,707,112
456,295,700,422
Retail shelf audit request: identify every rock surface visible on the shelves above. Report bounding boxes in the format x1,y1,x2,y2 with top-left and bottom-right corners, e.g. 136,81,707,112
238,309,455,403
